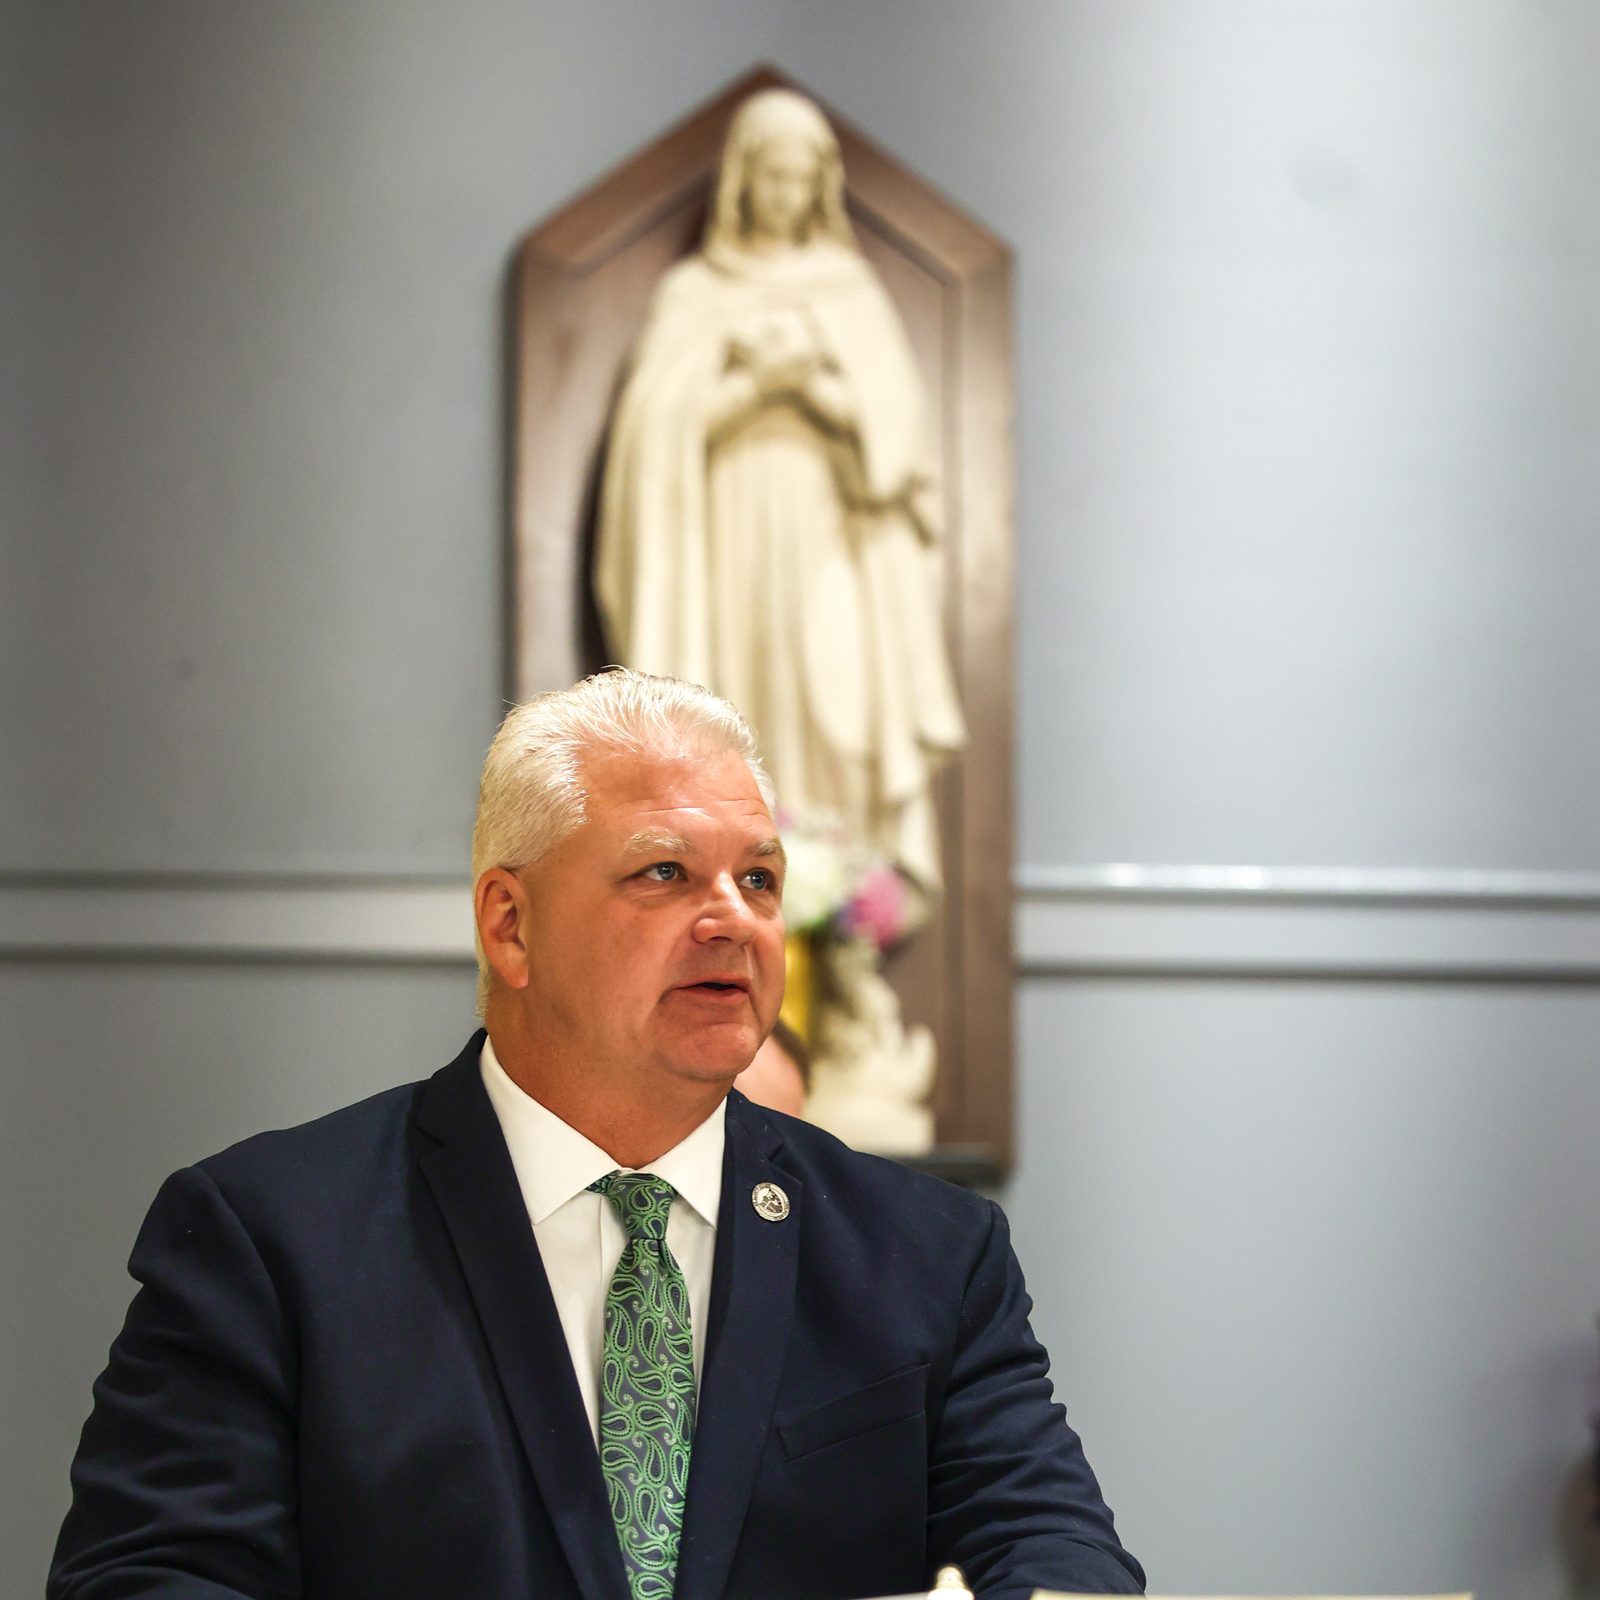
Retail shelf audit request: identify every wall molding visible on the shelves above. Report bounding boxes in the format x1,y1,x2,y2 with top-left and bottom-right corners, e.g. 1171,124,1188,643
3,867,1599,980
0,875,475,965
1017,862,1600,908
1013,864,1600,981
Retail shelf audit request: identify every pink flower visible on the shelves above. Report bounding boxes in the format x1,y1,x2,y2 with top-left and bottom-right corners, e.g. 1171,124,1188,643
835,864,909,952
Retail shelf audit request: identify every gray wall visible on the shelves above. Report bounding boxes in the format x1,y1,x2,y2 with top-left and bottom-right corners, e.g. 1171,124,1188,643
6,3,1599,1598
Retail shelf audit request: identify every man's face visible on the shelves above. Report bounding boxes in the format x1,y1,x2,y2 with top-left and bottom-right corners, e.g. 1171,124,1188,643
510,745,786,1096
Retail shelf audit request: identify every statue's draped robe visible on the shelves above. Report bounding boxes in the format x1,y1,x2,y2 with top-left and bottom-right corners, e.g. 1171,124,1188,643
596,240,965,890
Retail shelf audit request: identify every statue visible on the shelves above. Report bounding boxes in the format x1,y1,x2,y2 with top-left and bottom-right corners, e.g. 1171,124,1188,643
513,71,1018,1169
803,938,936,1157
595,88,965,897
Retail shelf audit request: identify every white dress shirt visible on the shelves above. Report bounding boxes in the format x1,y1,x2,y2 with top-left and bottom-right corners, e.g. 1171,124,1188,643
479,1035,724,1448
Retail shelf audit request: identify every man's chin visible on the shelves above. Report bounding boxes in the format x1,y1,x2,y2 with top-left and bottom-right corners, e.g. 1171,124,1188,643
662,1032,762,1086
680,1054,758,1086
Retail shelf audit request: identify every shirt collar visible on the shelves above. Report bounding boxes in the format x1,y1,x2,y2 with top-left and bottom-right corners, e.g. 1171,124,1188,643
480,1034,725,1230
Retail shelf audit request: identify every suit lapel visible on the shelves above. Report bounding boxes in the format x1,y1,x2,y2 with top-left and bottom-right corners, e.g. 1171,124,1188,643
413,1037,630,1600
675,1092,800,1600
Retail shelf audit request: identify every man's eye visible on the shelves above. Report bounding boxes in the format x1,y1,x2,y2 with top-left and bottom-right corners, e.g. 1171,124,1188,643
744,868,778,893
642,862,683,882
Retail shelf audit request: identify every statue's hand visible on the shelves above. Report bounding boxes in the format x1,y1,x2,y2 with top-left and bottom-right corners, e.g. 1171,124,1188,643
753,347,825,400
732,315,818,383
711,324,818,435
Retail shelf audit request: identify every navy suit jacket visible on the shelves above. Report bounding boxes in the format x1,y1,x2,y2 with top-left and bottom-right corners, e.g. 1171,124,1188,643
52,1034,1143,1599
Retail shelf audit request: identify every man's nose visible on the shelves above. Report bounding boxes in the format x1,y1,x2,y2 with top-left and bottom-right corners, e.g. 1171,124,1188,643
693,875,756,942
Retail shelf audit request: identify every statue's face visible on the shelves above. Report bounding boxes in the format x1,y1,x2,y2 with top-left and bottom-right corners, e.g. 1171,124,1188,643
744,136,821,243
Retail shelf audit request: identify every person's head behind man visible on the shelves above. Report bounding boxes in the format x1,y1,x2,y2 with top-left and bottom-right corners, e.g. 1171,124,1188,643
472,670,787,1167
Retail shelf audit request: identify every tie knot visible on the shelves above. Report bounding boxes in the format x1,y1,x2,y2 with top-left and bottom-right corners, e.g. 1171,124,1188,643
590,1171,677,1241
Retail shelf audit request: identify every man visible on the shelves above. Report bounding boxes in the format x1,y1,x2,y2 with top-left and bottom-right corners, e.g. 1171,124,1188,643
51,671,1143,1600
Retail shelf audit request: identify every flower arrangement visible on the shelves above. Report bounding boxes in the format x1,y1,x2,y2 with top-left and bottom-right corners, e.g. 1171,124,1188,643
776,809,938,1154
777,808,916,952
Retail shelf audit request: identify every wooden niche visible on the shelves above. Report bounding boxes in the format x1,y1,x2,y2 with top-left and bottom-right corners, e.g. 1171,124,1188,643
511,65,1015,1181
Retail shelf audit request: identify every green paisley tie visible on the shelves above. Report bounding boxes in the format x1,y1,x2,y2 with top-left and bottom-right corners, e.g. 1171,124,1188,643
589,1172,696,1600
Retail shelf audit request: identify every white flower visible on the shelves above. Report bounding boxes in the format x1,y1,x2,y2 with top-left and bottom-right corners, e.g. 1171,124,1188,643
780,827,853,931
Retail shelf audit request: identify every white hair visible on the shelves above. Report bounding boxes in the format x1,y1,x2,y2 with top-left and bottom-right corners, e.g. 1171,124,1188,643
470,669,775,1013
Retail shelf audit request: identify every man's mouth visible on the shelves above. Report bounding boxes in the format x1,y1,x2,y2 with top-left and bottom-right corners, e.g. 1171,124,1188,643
678,977,749,995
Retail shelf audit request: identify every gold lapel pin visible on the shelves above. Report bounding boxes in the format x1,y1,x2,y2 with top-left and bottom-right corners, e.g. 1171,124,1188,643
751,1181,790,1222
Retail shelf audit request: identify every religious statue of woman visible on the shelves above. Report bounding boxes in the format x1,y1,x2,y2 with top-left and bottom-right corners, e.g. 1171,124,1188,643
594,87,966,898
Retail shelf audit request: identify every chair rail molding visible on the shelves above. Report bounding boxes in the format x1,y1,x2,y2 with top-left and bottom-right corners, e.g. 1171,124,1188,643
0,874,475,965
3,866,1599,979
1016,864,1600,981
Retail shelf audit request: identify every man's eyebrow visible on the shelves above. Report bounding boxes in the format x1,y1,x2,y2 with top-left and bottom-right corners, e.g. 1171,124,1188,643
622,829,693,856
619,830,787,865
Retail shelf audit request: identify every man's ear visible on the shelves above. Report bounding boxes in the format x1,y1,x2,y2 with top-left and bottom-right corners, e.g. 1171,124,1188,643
475,868,532,991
